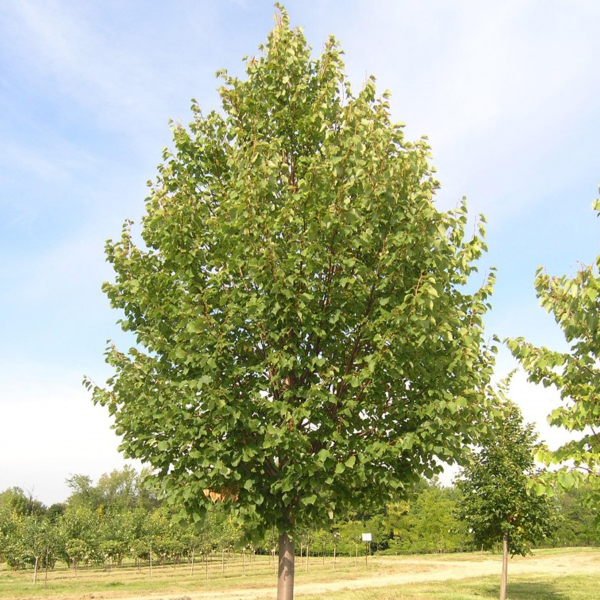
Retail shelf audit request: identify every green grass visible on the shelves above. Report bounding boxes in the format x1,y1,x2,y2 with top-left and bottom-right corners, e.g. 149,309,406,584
0,554,380,598
1,549,598,599
300,573,597,600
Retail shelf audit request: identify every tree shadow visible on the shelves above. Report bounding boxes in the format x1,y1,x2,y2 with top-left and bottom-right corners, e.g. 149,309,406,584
481,581,567,600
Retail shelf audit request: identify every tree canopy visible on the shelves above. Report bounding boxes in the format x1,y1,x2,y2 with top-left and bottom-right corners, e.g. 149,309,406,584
86,6,497,597
508,195,600,488
456,393,556,557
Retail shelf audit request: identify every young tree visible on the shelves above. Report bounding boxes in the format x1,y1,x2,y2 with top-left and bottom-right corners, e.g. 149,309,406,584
58,505,102,570
87,7,496,599
18,516,59,586
456,391,557,600
100,509,134,567
508,195,600,490
336,520,363,563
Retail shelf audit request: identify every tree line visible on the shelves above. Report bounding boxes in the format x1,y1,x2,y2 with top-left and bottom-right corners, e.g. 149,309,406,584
1,465,597,579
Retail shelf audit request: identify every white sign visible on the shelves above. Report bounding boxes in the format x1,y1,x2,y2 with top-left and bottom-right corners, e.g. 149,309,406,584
362,533,372,542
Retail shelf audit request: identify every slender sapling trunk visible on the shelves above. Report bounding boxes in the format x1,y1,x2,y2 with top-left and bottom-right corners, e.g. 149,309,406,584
500,533,508,600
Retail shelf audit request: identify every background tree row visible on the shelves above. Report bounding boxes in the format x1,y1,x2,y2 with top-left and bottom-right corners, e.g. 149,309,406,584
1,467,597,577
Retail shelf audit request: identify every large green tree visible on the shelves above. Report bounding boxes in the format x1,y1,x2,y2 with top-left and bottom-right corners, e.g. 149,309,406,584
456,390,557,600
87,7,496,598
390,480,467,554
552,482,600,547
508,195,600,489
0,488,46,518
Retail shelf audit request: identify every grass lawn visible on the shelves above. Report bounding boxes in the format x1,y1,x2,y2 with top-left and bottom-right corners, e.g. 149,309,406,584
1,548,598,599
299,573,597,600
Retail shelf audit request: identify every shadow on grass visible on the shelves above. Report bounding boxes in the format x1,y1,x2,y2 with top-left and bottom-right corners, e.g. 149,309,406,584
481,581,567,600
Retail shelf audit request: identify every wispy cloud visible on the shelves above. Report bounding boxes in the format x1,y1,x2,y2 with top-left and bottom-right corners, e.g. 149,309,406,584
333,1,600,220
1,0,221,135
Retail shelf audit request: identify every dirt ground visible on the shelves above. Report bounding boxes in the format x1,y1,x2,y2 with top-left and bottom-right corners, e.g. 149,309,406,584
113,550,600,600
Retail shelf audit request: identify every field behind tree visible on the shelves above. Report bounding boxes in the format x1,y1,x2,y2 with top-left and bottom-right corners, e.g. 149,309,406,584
1,547,599,600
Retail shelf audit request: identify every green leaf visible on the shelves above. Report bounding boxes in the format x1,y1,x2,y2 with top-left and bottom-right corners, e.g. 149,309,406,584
558,471,575,490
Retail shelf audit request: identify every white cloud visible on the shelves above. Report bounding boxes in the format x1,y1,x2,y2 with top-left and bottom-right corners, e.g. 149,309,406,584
333,1,600,220
0,361,138,505
507,369,574,450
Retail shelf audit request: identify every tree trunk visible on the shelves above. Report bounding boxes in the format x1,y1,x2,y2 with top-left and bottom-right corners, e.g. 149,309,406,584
32,556,38,585
277,532,294,600
500,533,508,600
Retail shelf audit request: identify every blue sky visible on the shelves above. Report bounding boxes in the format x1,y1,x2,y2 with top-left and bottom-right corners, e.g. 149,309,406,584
1,0,599,505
